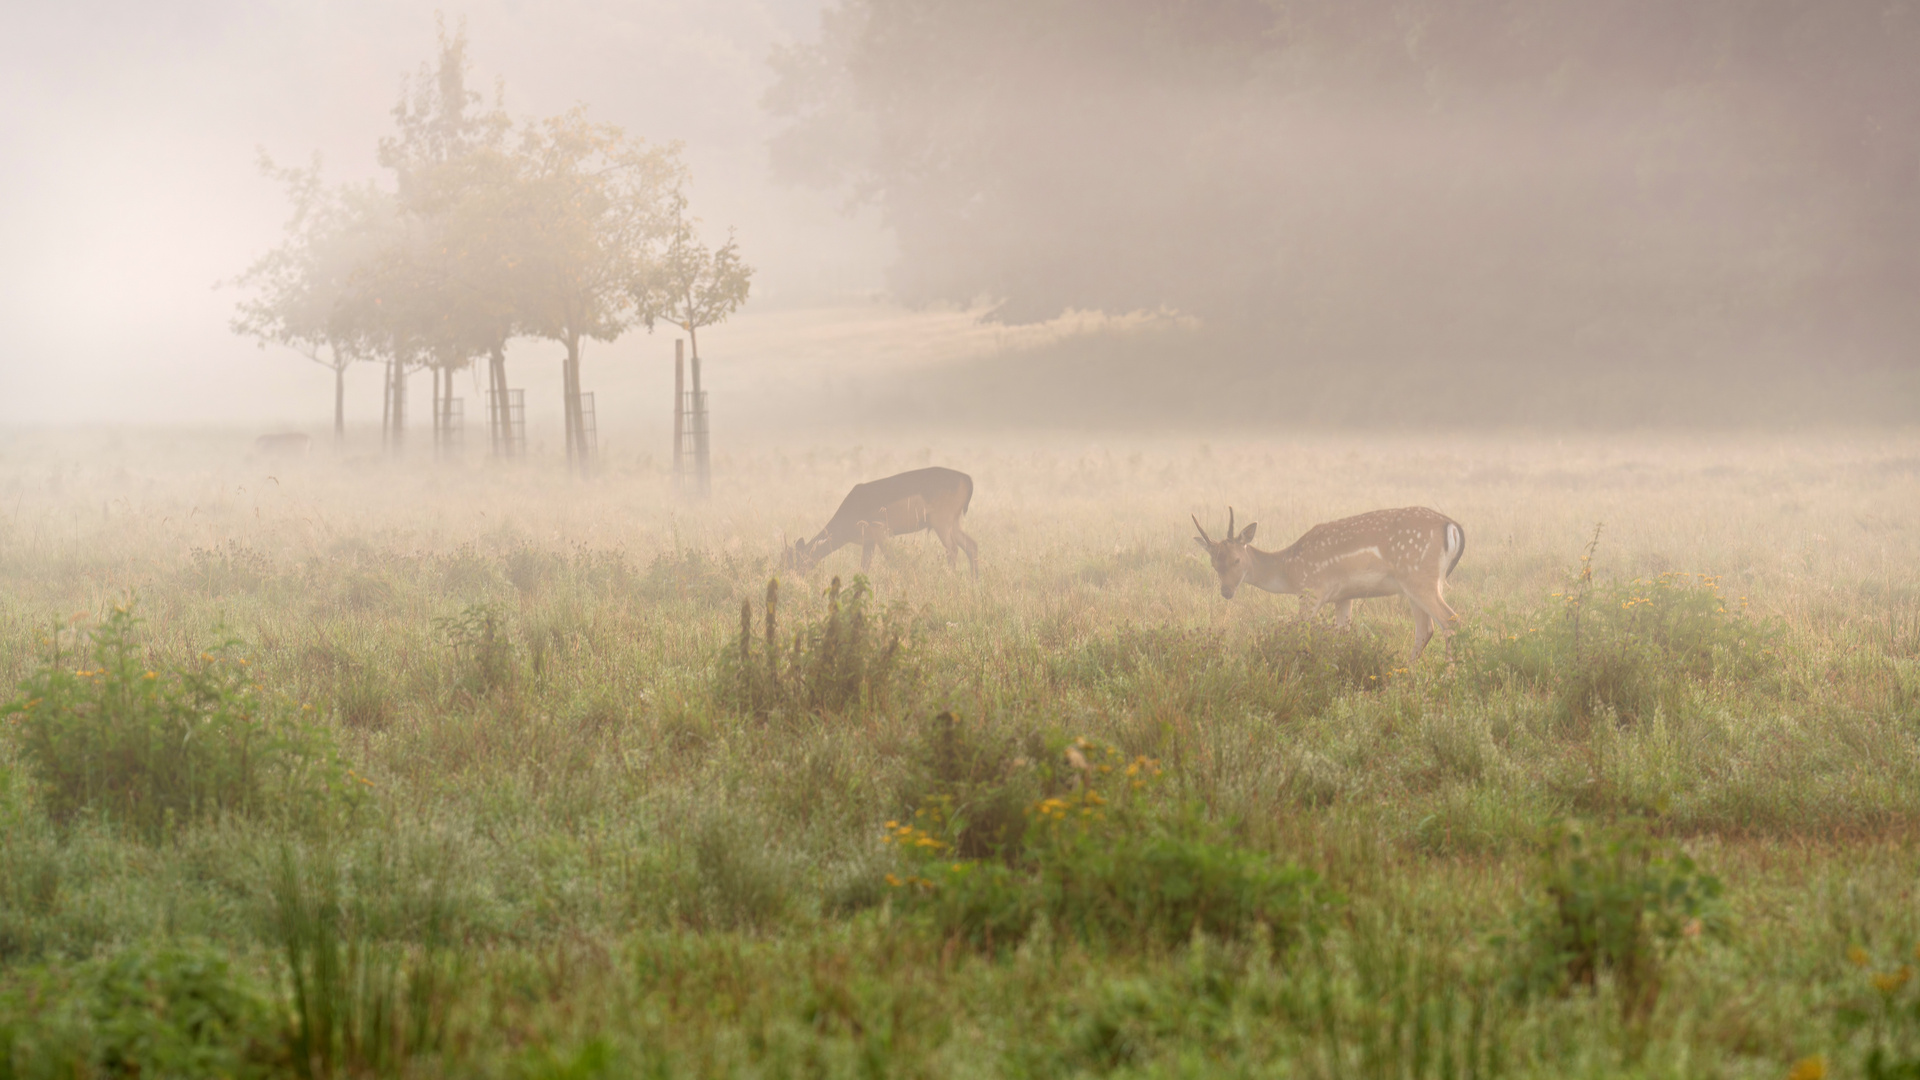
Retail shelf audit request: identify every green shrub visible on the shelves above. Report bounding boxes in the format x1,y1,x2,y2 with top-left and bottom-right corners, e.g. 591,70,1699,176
888,737,1331,952
0,941,278,1080
1499,821,1726,1024
186,540,272,597
1464,528,1779,724
723,576,915,723
3,603,357,840
640,546,755,606
907,710,1047,860
434,603,516,697
504,545,565,594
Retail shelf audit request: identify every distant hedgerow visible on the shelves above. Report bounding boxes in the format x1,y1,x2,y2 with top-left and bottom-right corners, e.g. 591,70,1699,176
3,603,358,840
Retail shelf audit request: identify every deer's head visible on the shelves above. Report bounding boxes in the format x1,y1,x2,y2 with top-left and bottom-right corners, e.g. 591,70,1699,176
785,537,819,574
1193,507,1258,599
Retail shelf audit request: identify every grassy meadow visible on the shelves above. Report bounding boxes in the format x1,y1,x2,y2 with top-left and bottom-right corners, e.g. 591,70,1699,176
2,426,1918,1079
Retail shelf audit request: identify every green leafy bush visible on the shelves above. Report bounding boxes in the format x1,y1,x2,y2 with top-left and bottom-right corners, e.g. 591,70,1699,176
3,604,357,840
187,540,273,597
1500,822,1726,1024
906,710,1047,860
1465,529,1778,724
887,737,1331,952
640,546,756,607
724,576,915,723
0,941,278,1080
434,602,516,697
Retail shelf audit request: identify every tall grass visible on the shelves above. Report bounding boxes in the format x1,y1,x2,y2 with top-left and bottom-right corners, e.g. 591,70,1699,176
1,428,1917,1075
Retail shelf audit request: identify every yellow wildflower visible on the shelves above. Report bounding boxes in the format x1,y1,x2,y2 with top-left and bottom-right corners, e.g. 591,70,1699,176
885,873,903,887
1871,966,1913,994
1786,1055,1826,1080
1848,946,1870,968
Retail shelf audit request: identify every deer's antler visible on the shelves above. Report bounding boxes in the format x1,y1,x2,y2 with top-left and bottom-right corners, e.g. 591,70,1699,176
1192,514,1214,545
1227,506,1236,541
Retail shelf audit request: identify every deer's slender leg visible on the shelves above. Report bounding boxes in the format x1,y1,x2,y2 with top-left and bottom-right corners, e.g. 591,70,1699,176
1333,599,1354,630
955,528,978,578
937,522,959,569
1298,585,1339,624
860,541,877,571
1403,581,1458,660
1411,606,1434,659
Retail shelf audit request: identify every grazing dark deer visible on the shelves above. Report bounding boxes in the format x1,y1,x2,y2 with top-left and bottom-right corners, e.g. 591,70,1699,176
790,467,977,577
1193,505,1466,660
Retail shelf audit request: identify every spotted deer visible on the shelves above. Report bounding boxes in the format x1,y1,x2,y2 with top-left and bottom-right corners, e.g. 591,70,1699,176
790,467,978,577
1192,506,1466,660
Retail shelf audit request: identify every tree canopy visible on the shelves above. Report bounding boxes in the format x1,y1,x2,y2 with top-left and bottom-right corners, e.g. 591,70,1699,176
231,23,745,457
768,0,1920,371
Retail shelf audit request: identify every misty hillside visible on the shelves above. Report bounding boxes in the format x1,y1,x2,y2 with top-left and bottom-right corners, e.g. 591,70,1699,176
771,0,1920,425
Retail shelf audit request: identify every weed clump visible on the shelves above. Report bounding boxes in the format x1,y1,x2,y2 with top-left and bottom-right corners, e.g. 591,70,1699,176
272,851,457,1079
908,710,1047,860
724,576,914,723
433,603,515,697
3,604,356,840
187,540,273,597
1499,821,1725,1025
1465,527,1779,725
886,736,1331,952
641,547,756,607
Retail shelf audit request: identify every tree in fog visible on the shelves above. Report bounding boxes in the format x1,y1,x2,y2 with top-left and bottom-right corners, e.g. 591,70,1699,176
377,20,522,450
511,109,684,471
233,27,738,454
769,0,1920,379
228,157,398,443
632,206,753,370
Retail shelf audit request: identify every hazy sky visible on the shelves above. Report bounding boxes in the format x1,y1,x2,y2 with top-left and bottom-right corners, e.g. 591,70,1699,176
0,0,897,428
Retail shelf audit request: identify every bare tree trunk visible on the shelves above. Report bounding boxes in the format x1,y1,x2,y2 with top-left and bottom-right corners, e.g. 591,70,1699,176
330,345,345,449
389,360,407,454
688,323,709,497
489,344,510,456
562,339,577,471
564,333,589,476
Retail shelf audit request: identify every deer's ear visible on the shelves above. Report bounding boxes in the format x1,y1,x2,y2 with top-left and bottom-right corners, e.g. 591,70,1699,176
1239,523,1258,544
